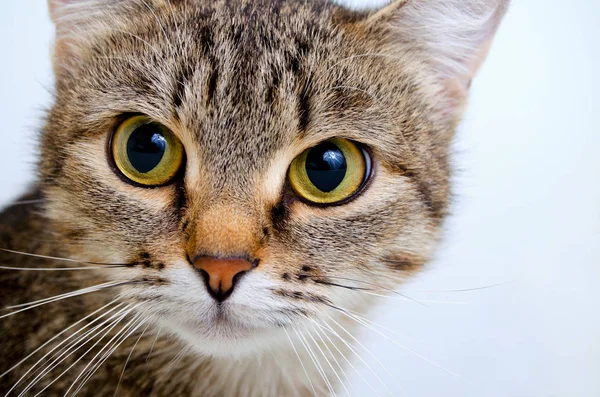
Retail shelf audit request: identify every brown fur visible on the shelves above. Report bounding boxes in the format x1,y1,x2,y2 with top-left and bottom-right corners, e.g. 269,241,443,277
0,0,508,395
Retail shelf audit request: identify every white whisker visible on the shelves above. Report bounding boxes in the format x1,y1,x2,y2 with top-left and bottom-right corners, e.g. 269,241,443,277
14,304,129,390
1,281,125,318
305,321,351,397
283,327,318,397
360,290,468,305
15,304,134,397
345,308,442,361
293,327,335,396
314,276,429,307
308,318,372,397
114,321,151,396
0,299,120,381
329,304,471,384
65,311,144,397
0,265,126,271
146,326,162,362
160,345,188,380
310,317,386,397
406,281,512,294
321,311,405,397
0,248,125,266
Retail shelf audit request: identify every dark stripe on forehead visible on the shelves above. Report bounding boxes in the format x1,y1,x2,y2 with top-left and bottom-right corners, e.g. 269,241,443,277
297,81,311,135
173,63,194,112
265,67,281,107
206,66,219,106
288,36,314,136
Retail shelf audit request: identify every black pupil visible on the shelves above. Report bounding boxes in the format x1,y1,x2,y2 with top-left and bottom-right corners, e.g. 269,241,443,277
126,123,167,173
305,142,347,192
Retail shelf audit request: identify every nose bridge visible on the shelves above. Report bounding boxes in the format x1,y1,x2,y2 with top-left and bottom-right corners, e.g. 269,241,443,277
191,202,261,257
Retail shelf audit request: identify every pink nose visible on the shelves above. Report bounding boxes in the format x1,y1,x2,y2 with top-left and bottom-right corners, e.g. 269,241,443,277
192,256,256,302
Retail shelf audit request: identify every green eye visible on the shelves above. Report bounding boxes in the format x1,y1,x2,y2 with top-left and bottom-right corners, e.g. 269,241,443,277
111,115,185,186
288,138,370,204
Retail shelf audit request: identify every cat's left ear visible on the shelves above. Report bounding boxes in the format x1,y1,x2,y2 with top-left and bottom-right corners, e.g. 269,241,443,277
360,0,510,91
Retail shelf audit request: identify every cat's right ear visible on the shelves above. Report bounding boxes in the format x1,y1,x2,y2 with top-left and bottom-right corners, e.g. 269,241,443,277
48,0,126,76
48,0,103,75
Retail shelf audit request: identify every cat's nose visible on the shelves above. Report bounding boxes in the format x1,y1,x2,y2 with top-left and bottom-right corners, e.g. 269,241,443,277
192,256,257,302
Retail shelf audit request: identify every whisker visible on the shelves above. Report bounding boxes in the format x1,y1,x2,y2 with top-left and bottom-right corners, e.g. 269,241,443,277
160,346,189,380
0,299,120,381
358,290,468,305
9,303,129,392
305,321,351,397
344,308,442,361
307,320,357,397
293,327,334,396
72,315,146,393
283,327,318,397
114,321,151,396
309,318,385,397
407,281,513,293
15,304,134,397
0,248,129,266
311,276,428,307
16,303,129,390
2,281,125,314
312,279,372,292
0,265,127,271
318,312,404,397
61,309,142,396
326,303,471,384
146,326,162,362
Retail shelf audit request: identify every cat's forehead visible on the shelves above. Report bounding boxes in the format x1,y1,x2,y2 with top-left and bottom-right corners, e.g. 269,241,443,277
56,1,385,182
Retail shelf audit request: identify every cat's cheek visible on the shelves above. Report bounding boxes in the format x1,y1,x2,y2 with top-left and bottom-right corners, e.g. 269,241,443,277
44,135,185,238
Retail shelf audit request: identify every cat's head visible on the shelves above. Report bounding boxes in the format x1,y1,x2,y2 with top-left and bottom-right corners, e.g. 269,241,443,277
41,0,508,357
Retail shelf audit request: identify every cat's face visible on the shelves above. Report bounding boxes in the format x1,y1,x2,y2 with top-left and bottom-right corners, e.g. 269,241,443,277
41,0,507,357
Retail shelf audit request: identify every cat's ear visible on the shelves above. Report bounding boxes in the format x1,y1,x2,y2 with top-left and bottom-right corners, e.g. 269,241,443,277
362,0,509,93
48,0,110,75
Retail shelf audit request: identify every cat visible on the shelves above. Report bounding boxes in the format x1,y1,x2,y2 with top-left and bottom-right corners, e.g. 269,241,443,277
0,0,509,395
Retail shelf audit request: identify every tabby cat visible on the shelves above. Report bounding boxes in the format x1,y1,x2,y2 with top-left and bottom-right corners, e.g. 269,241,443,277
0,0,508,395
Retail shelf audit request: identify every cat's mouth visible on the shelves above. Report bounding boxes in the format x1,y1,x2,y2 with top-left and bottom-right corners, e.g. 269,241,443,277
162,304,288,357
125,262,300,356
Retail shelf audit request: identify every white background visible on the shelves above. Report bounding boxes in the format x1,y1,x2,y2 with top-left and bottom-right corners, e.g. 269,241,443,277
0,1,598,396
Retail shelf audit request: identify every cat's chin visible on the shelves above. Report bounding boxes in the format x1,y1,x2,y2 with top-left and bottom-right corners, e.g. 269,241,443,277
161,315,289,358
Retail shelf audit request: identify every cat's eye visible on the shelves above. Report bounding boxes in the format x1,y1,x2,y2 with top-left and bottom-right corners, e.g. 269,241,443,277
288,138,371,205
111,115,185,186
